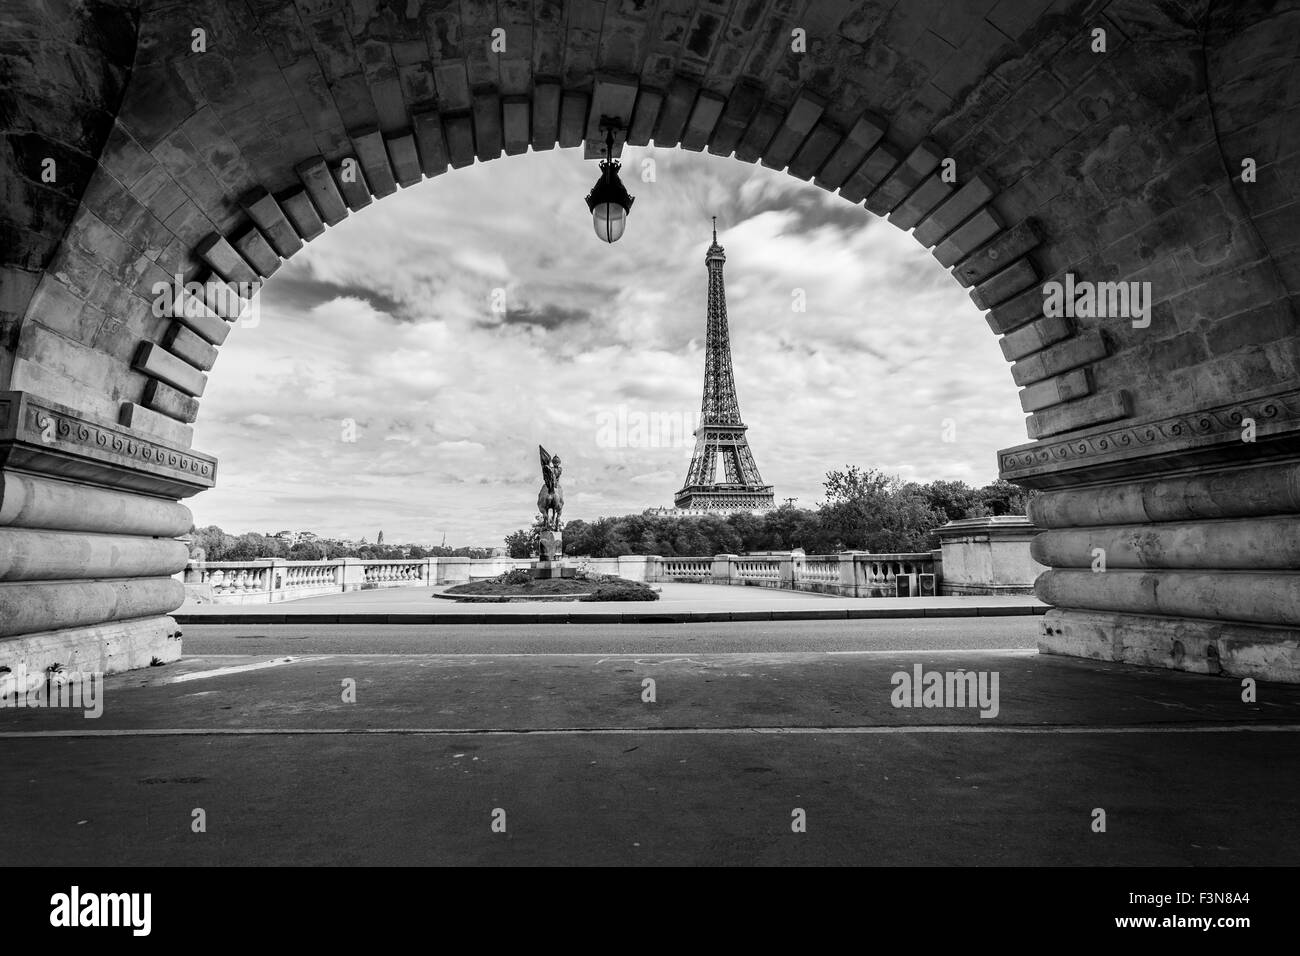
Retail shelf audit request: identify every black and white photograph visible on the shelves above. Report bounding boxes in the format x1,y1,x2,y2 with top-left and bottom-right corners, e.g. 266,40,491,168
1,0,1296,922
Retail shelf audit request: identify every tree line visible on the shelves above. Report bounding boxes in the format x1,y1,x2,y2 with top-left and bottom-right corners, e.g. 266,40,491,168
505,468,1031,558
186,526,494,563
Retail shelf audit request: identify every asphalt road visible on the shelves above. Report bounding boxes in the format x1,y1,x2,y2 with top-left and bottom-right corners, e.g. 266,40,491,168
5,648,1299,866
180,616,1043,655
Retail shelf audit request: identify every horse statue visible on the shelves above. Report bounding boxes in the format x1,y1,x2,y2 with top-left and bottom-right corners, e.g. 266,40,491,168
537,445,564,532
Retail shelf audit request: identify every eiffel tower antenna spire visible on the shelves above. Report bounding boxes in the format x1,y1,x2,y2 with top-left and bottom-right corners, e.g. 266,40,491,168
673,224,775,514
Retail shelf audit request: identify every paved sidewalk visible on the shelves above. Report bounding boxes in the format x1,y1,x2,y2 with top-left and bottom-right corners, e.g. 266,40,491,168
175,582,1047,625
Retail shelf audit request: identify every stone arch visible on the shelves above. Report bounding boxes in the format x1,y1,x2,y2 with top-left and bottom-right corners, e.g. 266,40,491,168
167,114,1069,432
2,0,1299,680
20,47,1107,448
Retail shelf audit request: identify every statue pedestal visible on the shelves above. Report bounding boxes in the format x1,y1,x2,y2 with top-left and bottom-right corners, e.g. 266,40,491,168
531,562,575,579
539,530,562,561
532,530,573,579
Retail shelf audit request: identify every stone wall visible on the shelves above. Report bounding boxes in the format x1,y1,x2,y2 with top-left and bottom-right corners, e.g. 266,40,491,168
0,0,141,392
9,0,1296,449
934,515,1046,595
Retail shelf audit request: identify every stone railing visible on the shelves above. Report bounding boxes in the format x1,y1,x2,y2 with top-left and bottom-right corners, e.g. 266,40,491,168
843,554,938,597
183,557,432,605
795,556,840,585
657,557,712,581
734,558,781,583
180,520,1037,605
362,561,427,585
644,551,941,597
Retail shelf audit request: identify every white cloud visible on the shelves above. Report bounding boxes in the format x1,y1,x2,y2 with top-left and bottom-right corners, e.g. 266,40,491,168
190,148,1026,545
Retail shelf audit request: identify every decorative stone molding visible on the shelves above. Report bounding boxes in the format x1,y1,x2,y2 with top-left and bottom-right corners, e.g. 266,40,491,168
999,386,1300,488
0,391,216,499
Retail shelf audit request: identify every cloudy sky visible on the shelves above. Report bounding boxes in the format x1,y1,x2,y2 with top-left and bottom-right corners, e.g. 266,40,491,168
191,145,1027,546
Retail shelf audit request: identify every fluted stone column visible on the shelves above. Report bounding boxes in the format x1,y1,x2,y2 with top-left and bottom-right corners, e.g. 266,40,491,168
1001,385,1300,682
0,391,217,674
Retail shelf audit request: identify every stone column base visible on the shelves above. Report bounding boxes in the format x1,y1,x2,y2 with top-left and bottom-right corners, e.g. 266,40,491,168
0,615,182,675
0,391,216,678
1001,384,1300,683
1039,609,1300,683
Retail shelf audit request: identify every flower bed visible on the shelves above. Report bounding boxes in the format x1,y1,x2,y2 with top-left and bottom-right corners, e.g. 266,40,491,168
443,569,659,602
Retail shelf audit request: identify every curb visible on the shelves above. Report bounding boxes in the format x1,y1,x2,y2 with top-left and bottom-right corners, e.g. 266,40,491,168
175,606,1049,626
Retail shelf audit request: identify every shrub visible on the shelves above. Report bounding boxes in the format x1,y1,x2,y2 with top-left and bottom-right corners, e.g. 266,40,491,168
584,579,659,602
495,567,533,586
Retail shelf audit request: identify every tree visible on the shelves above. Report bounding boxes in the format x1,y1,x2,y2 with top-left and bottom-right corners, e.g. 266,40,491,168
504,528,535,558
823,465,898,503
289,540,327,561
977,479,1032,516
505,516,547,558
915,479,979,522
818,466,944,553
727,511,764,550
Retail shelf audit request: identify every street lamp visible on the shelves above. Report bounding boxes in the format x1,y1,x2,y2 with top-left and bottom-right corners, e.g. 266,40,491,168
584,120,635,243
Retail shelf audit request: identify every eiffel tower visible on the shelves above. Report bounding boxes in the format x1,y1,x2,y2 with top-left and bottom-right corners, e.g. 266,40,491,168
673,220,776,514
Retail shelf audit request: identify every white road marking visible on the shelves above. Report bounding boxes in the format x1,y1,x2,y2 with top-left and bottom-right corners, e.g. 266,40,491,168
2,723,1297,739
161,656,328,684
169,649,1035,663
825,648,1039,656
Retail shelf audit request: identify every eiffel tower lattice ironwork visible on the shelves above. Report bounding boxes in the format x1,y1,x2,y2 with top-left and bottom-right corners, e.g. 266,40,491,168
674,220,775,513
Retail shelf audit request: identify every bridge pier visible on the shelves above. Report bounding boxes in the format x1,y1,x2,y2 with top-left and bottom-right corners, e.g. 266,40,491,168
1003,386,1300,682
0,391,212,674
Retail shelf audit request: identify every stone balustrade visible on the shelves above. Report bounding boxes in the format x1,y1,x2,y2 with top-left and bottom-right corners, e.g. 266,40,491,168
646,550,943,597
654,557,713,581
734,558,781,583
720,551,937,597
184,557,426,605
179,521,1040,605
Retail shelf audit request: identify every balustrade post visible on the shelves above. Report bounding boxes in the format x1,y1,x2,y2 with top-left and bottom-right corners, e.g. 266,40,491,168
778,553,795,589
256,560,269,602
711,553,737,586
267,558,286,603
930,548,944,593
617,554,646,582
440,556,470,585
838,552,860,597
340,557,365,591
